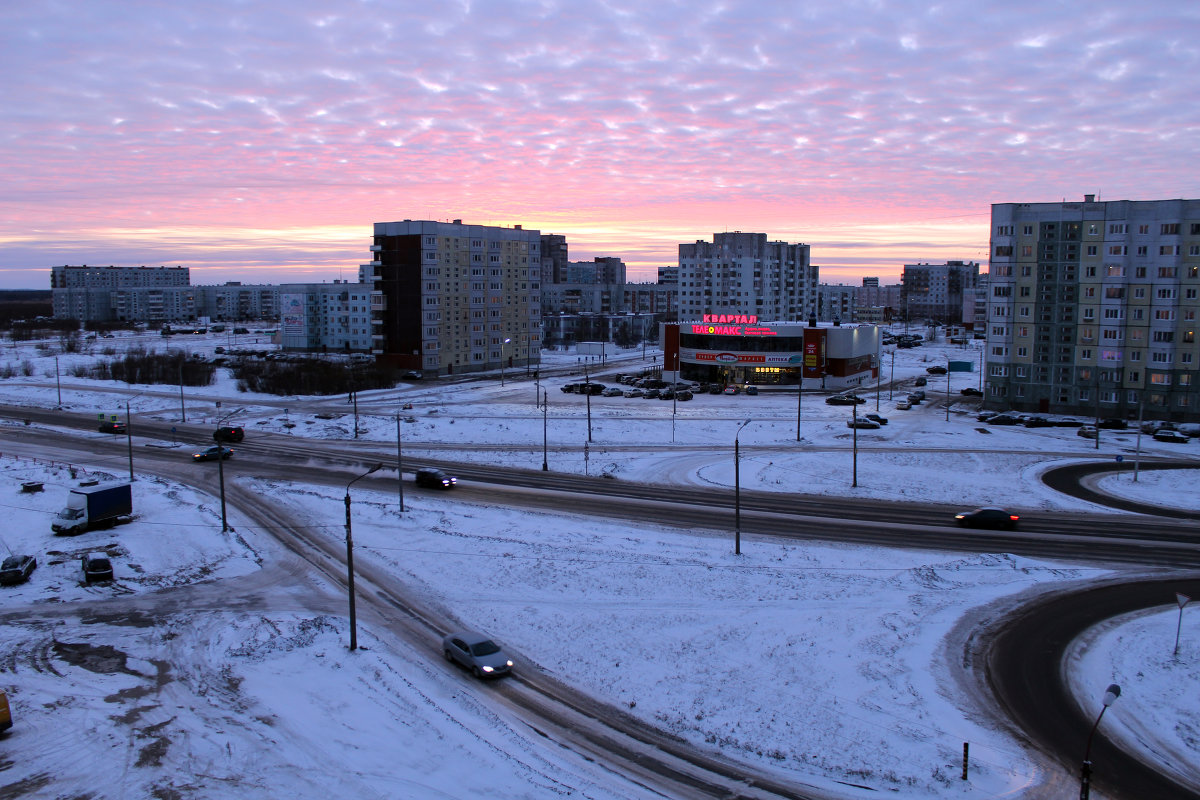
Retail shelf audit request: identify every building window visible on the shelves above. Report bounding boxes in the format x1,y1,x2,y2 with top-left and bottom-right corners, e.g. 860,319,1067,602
1161,223,1180,235
1158,267,1178,278
1109,224,1126,234
1023,225,1033,235
1160,245,1180,256
1109,245,1127,255
995,245,1013,257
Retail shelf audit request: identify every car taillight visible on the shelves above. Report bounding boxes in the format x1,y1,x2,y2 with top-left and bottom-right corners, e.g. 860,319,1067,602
1009,515,1019,522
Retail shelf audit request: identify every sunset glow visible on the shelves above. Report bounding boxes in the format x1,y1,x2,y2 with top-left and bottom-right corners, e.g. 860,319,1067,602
1,1,1195,289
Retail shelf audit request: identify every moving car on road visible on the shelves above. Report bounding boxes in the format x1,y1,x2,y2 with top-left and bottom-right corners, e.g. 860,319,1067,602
826,394,865,405
193,445,234,462
954,507,1020,530
846,419,881,429
415,468,457,489
213,425,245,442
442,631,513,679
98,421,126,434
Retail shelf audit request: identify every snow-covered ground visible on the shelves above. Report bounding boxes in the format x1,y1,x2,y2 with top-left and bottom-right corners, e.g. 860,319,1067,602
0,330,1197,798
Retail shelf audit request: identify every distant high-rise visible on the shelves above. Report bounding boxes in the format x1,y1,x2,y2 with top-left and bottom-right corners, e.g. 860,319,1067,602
987,195,1200,419
362,219,542,376
900,261,979,325
677,232,817,321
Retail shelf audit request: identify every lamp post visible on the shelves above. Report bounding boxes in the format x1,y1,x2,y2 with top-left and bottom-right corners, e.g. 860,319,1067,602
1079,683,1121,800
55,356,62,409
734,418,752,556
213,401,243,532
542,389,549,471
851,403,859,488
501,338,512,386
395,412,405,513
125,398,134,481
344,462,384,651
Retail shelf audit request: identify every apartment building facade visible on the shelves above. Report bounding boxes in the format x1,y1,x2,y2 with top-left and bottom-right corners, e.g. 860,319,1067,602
900,261,979,325
279,281,373,353
678,232,818,322
985,195,1200,420
362,219,542,376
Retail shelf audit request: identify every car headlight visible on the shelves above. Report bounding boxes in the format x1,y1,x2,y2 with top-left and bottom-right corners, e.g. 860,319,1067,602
481,665,494,673
506,660,513,667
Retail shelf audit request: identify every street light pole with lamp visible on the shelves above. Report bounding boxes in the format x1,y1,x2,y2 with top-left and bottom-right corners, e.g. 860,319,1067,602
501,338,512,386
344,463,384,652
1079,683,1121,800
734,419,752,555
213,401,243,532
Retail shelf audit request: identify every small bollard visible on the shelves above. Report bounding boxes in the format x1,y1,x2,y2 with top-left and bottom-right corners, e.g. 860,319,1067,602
962,742,969,780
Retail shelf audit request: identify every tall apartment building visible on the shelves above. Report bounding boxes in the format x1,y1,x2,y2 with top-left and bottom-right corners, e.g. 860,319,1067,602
986,195,1200,420
900,261,979,325
677,232,817,322
362,219,542,376
540,234,570,284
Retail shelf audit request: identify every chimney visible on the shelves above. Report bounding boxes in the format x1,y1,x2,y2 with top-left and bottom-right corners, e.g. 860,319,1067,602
808,314,817,327
514,225,522,230
452,218,462,224
1084,194,1095,203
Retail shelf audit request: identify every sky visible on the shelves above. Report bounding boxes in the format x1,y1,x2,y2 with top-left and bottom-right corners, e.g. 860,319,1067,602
2,0,1199,290
1,334,1197,797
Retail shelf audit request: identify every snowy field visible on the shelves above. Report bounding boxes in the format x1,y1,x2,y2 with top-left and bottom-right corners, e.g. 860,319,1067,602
0,329,1198,798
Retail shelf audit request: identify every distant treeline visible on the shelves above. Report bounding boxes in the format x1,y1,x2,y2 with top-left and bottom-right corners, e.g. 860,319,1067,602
233,360,400,396
0,291,52,329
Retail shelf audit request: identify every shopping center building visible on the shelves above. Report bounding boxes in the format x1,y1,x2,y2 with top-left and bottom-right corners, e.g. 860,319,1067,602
664,316,881,390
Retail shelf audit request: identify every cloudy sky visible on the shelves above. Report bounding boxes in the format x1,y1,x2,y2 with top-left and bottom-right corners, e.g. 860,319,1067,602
2,0,1197,289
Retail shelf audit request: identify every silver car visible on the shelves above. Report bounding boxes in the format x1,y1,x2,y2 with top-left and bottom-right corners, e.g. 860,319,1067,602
442,631,513,679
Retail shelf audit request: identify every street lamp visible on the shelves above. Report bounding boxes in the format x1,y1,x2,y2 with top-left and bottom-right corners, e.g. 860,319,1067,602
501,338,512,386
542,389,549,471
1079,683,1121,800
734,419,752,556
395,412,405,514
344,462,384,651
214,401,243,532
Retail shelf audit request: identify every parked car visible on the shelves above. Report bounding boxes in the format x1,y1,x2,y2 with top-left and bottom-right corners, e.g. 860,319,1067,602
954,507,1020,530
624,389,645,398
1021,416,1052,428
0,555,37,586
98,421,126,434
580,383,606,396
643,388,661,399
723,386,741,395
192,445,234,462
1153,429,1190,443
986,413,1022,425
213,425,245,442
895,401,912,410
910,390,926,401
403,370,423,380
560,383,581,394
675,390,694,401
1097,418,1128,430
442,630,513,679
707,384,723,395
1077,426,1099,439
658,389,676,400
745,386,759,395
415,468,457,489
865,413,888,425
81,552,113,583
960,387,982,396
906,394,924,405
601,387,623,397
826,394,865,405
846,419,881,430
976,411,999,422
913,377,927,387
926,365,948,375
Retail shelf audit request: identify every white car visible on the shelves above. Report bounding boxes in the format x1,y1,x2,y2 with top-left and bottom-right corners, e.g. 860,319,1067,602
895,401,912,410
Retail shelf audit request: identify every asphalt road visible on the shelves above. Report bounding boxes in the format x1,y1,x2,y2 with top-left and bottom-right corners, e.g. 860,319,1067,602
4,405,1200,798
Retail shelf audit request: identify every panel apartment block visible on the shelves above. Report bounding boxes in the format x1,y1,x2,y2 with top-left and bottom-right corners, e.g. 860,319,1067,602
986,195,1200,420
362,220,542,376
678,232,817,322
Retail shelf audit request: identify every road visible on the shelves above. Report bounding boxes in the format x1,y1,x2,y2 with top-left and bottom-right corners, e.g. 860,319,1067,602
3,405,1199,799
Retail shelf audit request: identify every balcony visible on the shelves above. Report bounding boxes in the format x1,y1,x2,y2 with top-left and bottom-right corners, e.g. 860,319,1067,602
370,245,382,252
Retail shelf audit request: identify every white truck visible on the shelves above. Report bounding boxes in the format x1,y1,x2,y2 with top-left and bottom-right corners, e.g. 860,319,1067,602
51,483,133,535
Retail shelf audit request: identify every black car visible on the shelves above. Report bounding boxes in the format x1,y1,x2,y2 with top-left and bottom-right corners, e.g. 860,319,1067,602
986,413,1022,425
1022,416,1052,428
826,394,866,405
926,365,948,375
676,390,694,401
81,552,113,583
954,507,1020,530
865,413,888,425
1097,418,1128,430
913,377,927,387
193,445,234,462
213,425,245,442
960,387,982,396
403,370,423,380
847,419,881,430
415,468,457,489
98,421,126,434
0,555,37,586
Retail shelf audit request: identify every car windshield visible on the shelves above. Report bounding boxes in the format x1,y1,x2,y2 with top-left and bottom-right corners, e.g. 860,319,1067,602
470,640,500,657
1,557,17,570
57,507,84,520
90,558,111,569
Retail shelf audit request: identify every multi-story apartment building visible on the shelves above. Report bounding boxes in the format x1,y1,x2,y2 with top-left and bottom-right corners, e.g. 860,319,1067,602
52,265,195,323
986,195,1200,420
193,283,280,322
900,261,979,325
817,284,858,322
678,232,818,322
362,219,542,376
540,234,570,284
279,281,373,353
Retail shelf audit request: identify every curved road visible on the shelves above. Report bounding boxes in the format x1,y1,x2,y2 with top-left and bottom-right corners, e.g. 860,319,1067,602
3,405,1200,798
